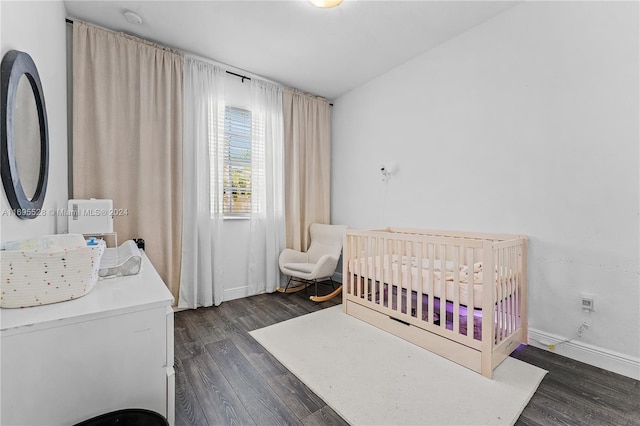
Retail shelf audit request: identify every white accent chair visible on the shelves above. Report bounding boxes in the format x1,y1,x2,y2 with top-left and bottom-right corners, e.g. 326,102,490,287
278,223,347,302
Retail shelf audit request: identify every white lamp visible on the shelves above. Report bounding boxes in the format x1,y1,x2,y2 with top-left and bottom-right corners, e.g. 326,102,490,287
309,0,343,8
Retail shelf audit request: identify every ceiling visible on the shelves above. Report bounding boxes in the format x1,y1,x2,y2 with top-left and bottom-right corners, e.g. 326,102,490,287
63,1,519,100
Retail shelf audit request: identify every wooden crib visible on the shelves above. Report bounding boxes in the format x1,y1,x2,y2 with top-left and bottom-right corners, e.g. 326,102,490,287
342,228,528,378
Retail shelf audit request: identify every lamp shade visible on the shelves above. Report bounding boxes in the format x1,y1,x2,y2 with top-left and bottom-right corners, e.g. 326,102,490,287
309,0,343,8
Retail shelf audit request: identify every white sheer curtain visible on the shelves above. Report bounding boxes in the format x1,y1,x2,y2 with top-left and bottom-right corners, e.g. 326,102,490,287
247,80,286,294
178,58,225,309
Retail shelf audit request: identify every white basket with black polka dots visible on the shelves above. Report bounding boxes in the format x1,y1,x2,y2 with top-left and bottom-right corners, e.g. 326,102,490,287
1,242,105,308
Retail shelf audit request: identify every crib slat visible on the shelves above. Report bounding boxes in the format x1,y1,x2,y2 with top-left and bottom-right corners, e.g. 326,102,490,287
517,243,524,333
481,240,495,377
405,242,417,316
510,246,516,335
416,242,423,321
467,247,474,339
508,247,514,335
428,243,435,325
508,247,516,335
497,246,504,343
377,237,382,307
382,237,387,308
502,246,507,342
503,246,509,341
363,236,368,300
344,235,349,296
505,247,511,337
365,235,370,299
351,235,355,298
502,247,508,339
352,234,357,296
399,239,406,315
374,237,380,307
502,247,508,338
353,234,358,297
367,236,373,301
439,244,447,332
343,235,348,297
357,236,363,299
378,237,384,306
402,239,407,315
398,239,404,314
392,238,398,313
387,238,393,309
371,237,376,304
515,245,520,330
518,242,525,335
494,249,502,345
407,240,413,318
453,245,460,335
510,247,514,333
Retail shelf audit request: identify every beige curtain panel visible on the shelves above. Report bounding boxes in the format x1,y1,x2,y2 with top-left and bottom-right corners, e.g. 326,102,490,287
72,22,183,300
283,89,331,251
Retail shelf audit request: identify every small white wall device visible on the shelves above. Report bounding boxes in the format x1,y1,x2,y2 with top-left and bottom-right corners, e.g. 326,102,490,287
380,164,392,182
68,199,114,234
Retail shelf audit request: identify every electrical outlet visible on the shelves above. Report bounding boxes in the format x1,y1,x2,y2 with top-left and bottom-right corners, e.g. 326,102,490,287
580,293,595,311
577,321,590,338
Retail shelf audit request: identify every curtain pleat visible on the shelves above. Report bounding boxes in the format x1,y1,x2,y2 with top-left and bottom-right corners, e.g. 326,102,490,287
72,22,183,300
282,89,331,251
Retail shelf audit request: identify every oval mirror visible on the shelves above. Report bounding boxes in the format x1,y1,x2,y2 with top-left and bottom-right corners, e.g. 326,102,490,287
1,50,49,219
14,75,42,200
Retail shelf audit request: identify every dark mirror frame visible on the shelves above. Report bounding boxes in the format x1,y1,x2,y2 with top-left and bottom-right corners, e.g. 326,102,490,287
1,50,49,219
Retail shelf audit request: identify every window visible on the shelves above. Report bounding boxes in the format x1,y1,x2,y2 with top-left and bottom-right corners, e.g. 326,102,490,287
222,106,252,217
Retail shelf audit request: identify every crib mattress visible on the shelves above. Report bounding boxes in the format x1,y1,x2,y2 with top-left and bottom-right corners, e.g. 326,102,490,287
348,255,515,309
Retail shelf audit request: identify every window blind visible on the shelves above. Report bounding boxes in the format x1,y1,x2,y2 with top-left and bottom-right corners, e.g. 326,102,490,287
223,106,252,216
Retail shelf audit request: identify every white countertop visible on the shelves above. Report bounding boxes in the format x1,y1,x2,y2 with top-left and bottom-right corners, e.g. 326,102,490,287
0,251,174,335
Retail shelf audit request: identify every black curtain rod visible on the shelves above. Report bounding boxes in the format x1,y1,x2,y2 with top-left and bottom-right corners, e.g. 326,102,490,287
226,71,251,82
66,18,73,24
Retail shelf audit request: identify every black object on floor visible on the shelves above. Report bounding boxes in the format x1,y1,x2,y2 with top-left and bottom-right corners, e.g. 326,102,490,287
74,409,168,426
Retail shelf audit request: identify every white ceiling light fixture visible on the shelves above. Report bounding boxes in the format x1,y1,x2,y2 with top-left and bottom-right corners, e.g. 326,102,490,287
309,0,343,8
122,10,143,25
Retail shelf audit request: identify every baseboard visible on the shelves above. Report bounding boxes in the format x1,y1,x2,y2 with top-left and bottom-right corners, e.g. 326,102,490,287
172,285,257,309
223,285,250,302
332,271,343,284
528,328,640,380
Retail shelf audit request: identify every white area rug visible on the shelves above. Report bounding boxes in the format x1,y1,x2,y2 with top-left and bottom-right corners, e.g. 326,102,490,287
250,305,546,426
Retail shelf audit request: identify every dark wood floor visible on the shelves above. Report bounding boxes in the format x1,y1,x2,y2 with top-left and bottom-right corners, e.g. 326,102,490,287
174,286,640,426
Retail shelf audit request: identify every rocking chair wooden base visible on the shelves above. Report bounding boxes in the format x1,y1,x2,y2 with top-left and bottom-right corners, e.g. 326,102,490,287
309,285,342,302
275,283,309,294
277,277,342,302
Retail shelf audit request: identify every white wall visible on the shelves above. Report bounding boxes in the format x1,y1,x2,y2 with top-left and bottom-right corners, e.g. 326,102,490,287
332,1,639,377
1,1,69,242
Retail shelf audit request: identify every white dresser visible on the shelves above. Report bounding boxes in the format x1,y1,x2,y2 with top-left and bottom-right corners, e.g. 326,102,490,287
0,251,175,426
